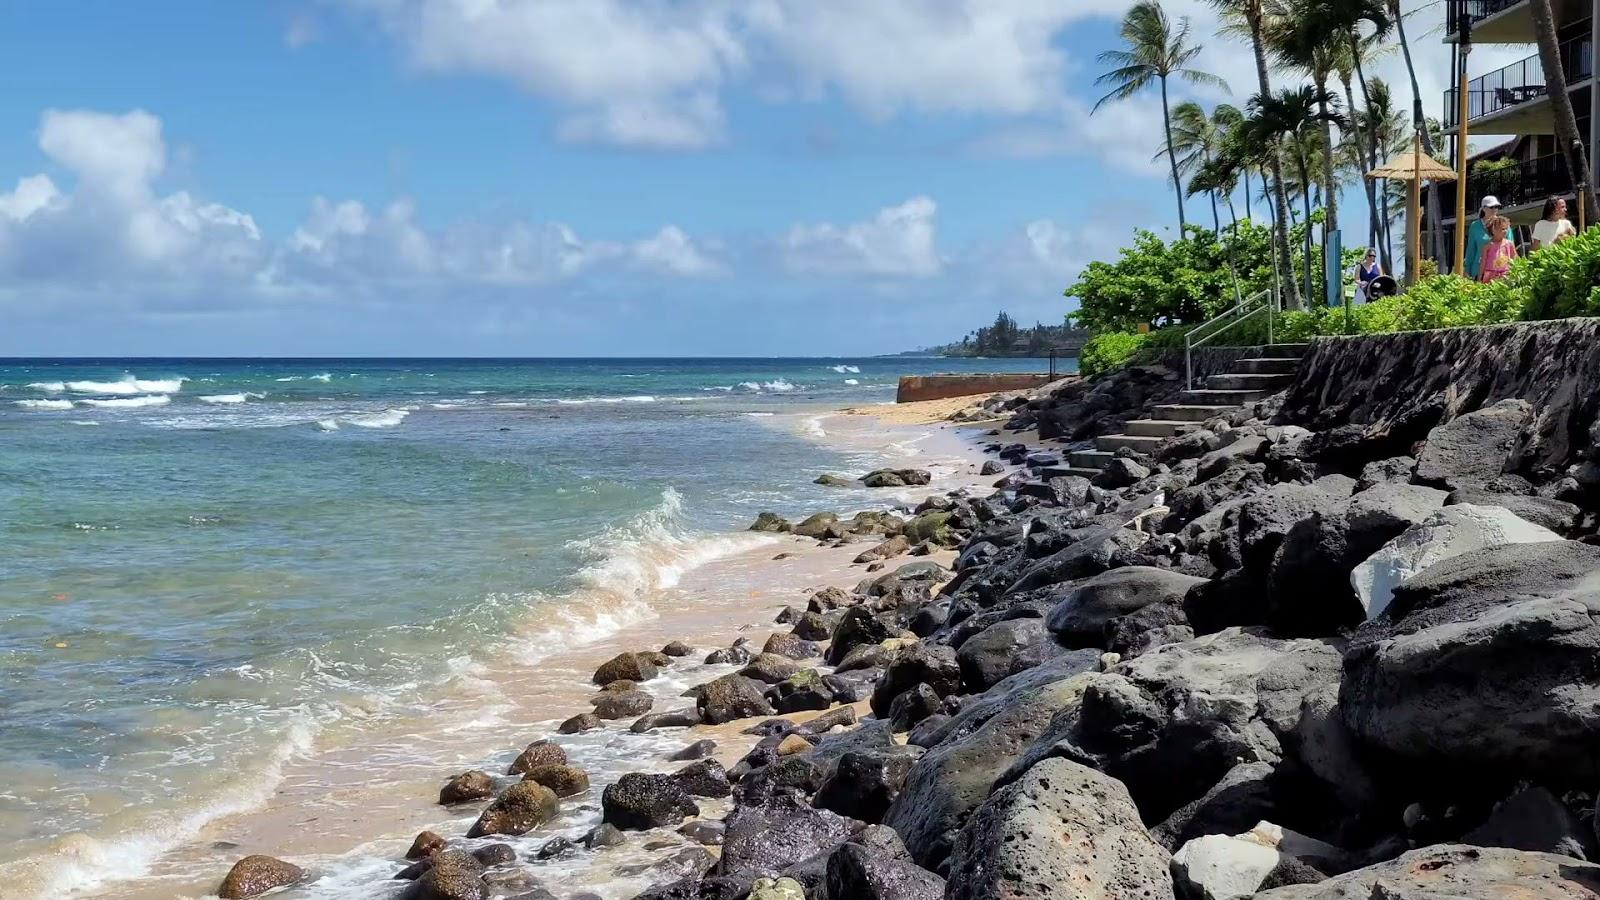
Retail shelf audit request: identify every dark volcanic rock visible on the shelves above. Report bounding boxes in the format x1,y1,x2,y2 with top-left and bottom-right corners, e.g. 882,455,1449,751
715,795,864,883
954,617,1059,692
823,827,944,900
887,683,943,732
945,757,1174,900
218,855,305,899
698,674,775,725
1341,540,1600,782
766,669,834,713
631,707,703,733
740,653,803,684
1046,566,1206,648
399,850,484,900
1462,785,1596,860
1414,398,1532,489
558,712,602,734
869,642,961,718
812,748,921,824
591,688,654,719
1447,488,1583,535
763,632,821,660
670,739,717,761
467,781,560,838
520,763,590,798
825,607,896,666
601,773,700,830
672,759,732,799
406,830,446,859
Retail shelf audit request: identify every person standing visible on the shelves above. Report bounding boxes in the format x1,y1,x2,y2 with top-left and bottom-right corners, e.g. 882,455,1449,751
1530,196,1577,251
1477,215,1517,283
1463,196,1500,280
1355,249,1383,302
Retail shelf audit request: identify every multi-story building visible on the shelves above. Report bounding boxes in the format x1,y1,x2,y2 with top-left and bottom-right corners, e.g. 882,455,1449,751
1437,0,1596,263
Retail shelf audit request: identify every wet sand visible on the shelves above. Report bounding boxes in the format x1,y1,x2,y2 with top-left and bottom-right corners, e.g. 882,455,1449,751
83,409,993,900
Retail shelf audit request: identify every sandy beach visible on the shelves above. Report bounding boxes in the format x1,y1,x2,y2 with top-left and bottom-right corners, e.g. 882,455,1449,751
64,404,994,900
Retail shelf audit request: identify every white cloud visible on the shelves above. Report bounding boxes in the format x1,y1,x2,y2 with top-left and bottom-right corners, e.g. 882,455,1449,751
782,196,941,276
633,225,721,276
0,175,60,221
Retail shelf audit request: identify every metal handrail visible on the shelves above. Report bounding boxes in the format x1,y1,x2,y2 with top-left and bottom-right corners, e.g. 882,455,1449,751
1184,288,1278,390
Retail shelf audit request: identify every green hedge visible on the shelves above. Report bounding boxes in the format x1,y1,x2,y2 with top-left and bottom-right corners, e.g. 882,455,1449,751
1078,331,1150,377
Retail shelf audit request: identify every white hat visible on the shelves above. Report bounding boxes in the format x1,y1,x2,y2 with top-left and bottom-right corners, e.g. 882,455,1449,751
1481,195,1502,209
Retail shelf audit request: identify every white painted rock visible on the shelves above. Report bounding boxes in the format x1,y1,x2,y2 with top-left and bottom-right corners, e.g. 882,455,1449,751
1350,504,1561,619
1171,833,1281,900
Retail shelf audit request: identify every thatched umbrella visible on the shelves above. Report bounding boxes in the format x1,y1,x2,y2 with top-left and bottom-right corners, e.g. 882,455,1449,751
1367,135,1458,284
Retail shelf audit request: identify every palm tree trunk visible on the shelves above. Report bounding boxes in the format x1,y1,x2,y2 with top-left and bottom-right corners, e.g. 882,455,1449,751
1243,168,1254,221
1250,9,1301,309
1160,76,1187,233
1295,146,1316,302
1205,150,1221,231
1350,45,1391,272
1342,65,1387,272
1530,0,1599,222
1316,66,1340,240
1391,1,1445,266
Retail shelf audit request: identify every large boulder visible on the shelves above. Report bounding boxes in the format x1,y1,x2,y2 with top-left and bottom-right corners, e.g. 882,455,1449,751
218,855,305,899
869,642,961,718
812,747,922,824
399,850,486,900
439,770,495,804
601,773,700,830
1413,399,1532,489
1341,540,1600,782
1002,526,1147,596
884,657,1101,869
1050,629,1343,823
1171,833,1286,899
955,617,1061,692
1447,488,1583,535
698,674,775,725
822,827,944,900
1349,503,1562,619
591,689,653,719
466,781,560,837
862,468,931,487
507,740,567,775
715,795,864,884
1047,567,1207,647
521,764,589,798
1255,844,1600,898
946,757,1175,900
825,607,897,666
1462,785,1596,860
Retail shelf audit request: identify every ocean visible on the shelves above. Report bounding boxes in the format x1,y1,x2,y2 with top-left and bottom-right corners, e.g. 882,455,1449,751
0,356,1063,898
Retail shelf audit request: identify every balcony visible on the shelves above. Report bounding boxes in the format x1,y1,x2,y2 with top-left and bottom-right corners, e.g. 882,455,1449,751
1443,35,1593,133
1446,0,1589,44
1447,0,1528,38
1437,151,1581,224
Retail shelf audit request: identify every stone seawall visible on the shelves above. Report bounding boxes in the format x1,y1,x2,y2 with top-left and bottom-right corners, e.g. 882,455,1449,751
1277,319,1600,478
896,373,1054,403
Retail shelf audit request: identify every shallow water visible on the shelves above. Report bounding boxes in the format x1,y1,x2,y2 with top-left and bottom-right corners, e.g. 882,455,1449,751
0,356,1051,898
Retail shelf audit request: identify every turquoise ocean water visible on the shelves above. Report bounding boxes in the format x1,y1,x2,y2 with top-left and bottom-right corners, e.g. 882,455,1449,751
0,356,1062,895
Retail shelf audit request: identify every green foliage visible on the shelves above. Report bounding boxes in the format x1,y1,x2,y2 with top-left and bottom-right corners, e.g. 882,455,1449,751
1066,221,1276,332
1078,330,1150,377
1512,225,1600,320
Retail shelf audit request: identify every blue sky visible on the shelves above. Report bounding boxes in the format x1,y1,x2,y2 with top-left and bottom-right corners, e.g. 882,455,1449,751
0,0,1468,356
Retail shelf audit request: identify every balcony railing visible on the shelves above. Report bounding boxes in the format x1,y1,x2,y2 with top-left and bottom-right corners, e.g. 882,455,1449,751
1443,35,1593,128
1446,0,1527,34
1439,151,1580,219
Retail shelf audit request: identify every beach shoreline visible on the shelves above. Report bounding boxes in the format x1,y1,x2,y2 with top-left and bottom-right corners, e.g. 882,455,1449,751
61,398,1005,900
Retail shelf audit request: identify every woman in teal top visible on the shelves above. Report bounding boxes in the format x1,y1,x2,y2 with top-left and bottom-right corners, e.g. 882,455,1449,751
1463,195,1500,279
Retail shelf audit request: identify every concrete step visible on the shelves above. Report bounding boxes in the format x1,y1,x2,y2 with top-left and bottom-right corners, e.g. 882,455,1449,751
1204,372,1296,391
1094,433,1166,454
1233,357,1302,375
1266,342,1311,358
1070,450,1115,470
1123,419,1200,438
1180,388,1274,405
1150,404,1237,422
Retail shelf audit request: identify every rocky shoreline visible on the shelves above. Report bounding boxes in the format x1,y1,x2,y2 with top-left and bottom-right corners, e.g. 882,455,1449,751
218,350,1600,900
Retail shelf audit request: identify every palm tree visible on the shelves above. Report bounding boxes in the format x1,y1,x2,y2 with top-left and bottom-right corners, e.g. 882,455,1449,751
1249,87,1344,300
1267,0,1347,254
1323,0,1392,270
1208,0,1301,309
1529,0,1598,222
1096,0,1230,232
1163,101,1235,230
1188,155,1242,228
1385,0,1446,264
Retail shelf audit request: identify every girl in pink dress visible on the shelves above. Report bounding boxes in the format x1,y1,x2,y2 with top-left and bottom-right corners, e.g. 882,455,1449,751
1477,215,1517,283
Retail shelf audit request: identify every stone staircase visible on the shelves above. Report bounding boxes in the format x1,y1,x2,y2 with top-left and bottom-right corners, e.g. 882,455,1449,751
1061,344,1311,478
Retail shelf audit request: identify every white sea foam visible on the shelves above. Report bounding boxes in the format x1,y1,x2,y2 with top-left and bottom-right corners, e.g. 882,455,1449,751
844,378,859,385
746,412,775,417
65,376,184,395
555,395,657,405
199,393,261,404
78,395,171,409
0,718,317,899
762,379,797,392
15,399,73,410
314,418,340,431
829,365,861,374
27,381,66,392
514,488,778,665
803,415,828,438
346,408,409,428
311,373,332,382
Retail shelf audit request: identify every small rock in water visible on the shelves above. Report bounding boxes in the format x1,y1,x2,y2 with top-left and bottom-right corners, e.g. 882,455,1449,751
601,773,700,830
406,830,446,859
592,651,658,685
217,855,305,899
661,640,694,657
584,823,626,849
669,739,717,761
507,740,567,775
558,712,602,734
521,763,590,798
466,781,560,838
438,770,495,805
679,819,725,846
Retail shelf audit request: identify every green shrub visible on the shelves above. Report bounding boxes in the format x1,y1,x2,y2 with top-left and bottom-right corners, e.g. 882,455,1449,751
1078,331,1150,378
1513,224,1600,320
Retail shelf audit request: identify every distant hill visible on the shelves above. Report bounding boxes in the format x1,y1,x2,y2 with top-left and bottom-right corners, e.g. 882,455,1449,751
908,311,1087,358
